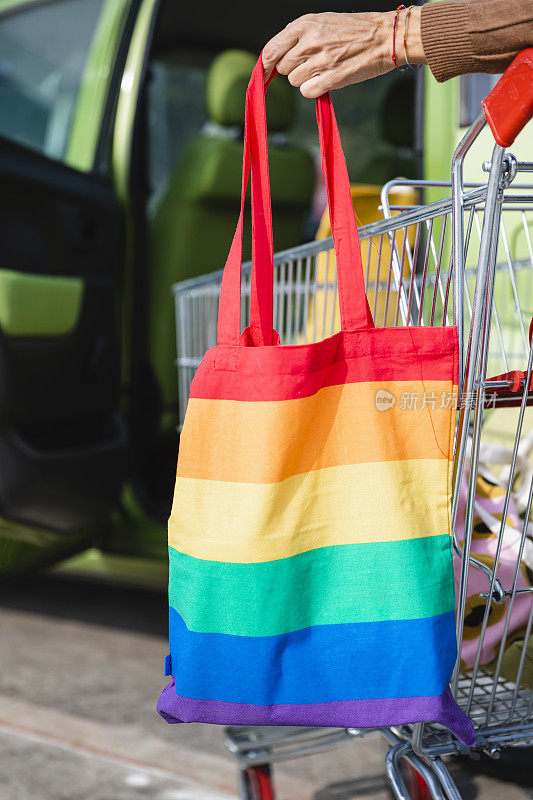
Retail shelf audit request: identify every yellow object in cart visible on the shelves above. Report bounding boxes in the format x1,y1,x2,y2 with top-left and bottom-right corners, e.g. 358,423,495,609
308,184,418,340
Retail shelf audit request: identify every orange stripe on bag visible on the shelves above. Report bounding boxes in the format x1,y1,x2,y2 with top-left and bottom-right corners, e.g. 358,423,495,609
178,379,454,483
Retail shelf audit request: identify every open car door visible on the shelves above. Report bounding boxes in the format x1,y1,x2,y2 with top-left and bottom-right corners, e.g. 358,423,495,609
0,0,135,575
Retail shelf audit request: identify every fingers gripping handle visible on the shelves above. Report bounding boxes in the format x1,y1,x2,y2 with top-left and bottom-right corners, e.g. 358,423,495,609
483,49,533,148
217,55,374,347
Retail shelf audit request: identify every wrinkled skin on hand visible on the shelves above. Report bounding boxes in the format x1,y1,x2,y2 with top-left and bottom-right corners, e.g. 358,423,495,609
262,10,425,96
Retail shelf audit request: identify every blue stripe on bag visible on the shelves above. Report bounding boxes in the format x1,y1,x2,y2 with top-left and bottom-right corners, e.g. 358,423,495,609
169,607,457,704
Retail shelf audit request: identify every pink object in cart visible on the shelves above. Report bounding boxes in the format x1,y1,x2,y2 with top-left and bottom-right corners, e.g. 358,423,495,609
455,471,533,670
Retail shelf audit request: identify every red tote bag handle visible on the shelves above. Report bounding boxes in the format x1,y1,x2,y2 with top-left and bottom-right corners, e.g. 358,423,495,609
217,56,374,347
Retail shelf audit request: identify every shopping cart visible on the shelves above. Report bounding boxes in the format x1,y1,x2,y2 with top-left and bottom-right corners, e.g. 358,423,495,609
171,51,533,800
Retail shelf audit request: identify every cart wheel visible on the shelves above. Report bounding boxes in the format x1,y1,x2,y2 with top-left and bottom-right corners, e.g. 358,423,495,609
240,765,275,800
403,760,432,800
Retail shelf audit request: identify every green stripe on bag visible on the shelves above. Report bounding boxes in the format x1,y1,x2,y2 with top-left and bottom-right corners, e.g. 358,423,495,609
169,535,455,637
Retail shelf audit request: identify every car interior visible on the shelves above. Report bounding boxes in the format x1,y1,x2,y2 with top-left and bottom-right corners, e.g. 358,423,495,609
130,1,417,520
0,0,416,552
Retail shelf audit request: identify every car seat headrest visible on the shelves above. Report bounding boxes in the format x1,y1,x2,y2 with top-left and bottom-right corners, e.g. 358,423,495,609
206,49,296,132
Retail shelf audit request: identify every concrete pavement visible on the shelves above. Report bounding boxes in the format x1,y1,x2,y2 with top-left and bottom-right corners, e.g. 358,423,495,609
1,569,533,800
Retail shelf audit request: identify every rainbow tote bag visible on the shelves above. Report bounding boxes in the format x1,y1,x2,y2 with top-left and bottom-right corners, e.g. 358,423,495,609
157,57,475,746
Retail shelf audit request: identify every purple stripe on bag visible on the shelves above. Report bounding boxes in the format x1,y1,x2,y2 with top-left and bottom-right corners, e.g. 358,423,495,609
157,679,475,747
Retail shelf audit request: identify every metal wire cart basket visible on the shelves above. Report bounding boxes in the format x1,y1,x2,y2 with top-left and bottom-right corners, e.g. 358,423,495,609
172,52,533,800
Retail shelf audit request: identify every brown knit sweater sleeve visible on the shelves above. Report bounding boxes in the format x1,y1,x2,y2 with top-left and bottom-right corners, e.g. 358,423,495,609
421,0,533,82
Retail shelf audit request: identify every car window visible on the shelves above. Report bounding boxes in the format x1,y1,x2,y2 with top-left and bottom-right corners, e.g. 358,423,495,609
147,59,208,213
146,55,405,227
459,74,500,128
0,0,105,162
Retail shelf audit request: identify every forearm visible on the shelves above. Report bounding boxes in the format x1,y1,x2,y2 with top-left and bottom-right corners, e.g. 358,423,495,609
421,0,533,83
261,0,532,97
261,9,427,97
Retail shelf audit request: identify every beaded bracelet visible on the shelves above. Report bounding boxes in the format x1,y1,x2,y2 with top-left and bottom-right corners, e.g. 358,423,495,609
403,5,422,71
392,5,409,73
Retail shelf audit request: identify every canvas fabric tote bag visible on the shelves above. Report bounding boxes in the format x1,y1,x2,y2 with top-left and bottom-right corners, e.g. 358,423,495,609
157,57,475,746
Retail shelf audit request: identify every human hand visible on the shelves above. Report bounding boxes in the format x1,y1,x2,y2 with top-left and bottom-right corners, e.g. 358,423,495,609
262,9,426,97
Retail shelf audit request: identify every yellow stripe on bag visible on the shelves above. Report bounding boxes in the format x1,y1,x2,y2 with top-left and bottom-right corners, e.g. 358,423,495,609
178,380,454,484
169,458,452,563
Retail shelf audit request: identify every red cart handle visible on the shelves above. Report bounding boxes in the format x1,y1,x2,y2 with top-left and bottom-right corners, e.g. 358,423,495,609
482,48,533,148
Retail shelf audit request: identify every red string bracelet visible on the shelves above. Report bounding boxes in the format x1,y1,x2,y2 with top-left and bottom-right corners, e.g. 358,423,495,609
403,5,422,71
392,5,409,72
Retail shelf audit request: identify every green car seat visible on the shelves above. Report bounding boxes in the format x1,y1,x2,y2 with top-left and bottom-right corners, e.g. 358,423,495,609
148,49,315,430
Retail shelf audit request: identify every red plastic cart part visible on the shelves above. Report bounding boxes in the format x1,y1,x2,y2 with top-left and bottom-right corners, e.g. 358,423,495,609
245,766,275,800
406,764,432,800
482,48,533,148
485,318,533,403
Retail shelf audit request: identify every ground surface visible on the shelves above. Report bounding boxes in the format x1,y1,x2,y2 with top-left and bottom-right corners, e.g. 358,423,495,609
1,569,533,800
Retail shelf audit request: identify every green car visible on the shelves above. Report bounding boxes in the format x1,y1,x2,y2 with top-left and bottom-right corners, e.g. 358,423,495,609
0,0,529,583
